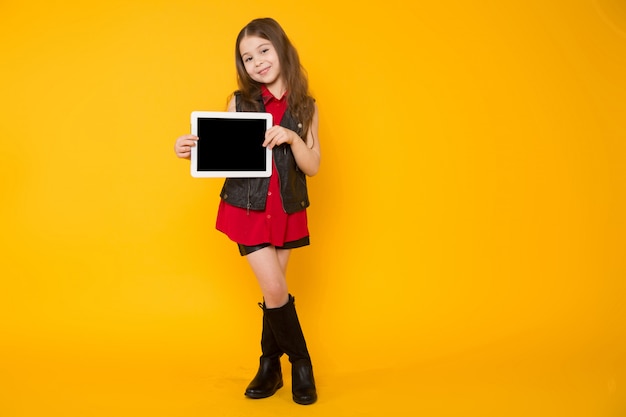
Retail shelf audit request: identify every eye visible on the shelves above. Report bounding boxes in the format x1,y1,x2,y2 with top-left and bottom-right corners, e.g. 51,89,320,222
261,48,269,54
243,56,252,63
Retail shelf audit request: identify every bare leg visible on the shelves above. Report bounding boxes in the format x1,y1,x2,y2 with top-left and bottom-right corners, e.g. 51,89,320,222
244,246,288,399
244,245,317,404
246,246,292,308
276,248,291,275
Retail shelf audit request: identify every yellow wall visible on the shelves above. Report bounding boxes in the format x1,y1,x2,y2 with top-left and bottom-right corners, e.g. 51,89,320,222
1,0,625,414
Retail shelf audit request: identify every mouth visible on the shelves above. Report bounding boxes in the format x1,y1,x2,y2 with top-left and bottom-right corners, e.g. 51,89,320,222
257,66,271,76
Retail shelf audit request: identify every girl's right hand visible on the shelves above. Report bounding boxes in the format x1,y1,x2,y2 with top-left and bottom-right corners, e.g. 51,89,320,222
174,134,198,159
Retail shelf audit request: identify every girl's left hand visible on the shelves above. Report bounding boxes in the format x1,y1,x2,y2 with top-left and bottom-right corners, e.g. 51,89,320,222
263,126,298,149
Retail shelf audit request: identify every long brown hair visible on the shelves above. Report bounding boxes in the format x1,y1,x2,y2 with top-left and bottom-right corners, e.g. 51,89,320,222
233,18,315,140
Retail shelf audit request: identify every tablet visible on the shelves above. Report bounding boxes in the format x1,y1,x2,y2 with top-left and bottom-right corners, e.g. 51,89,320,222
190,111,273,178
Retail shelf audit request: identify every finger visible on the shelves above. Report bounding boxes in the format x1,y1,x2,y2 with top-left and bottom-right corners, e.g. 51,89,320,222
268,135,281,149
177,135,198,146
177,145,192,155
178,141,197,151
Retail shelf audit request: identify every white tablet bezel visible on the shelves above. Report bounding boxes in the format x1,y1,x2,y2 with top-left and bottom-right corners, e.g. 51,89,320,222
190,111,273,178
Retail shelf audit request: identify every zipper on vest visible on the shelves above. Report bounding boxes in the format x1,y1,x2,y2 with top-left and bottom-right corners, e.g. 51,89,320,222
246,182,251,215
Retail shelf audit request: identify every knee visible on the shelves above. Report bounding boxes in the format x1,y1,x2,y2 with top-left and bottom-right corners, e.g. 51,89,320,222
264,286,289,308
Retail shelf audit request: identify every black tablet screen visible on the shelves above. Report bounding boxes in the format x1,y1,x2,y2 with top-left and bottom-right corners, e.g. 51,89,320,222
196,117,268,171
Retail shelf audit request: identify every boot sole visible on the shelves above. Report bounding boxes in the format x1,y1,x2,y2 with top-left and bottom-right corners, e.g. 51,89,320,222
293,394,317,405
244,381,284,399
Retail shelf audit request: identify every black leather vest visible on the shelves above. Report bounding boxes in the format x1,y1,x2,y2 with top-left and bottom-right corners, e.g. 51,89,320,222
219,94,310,214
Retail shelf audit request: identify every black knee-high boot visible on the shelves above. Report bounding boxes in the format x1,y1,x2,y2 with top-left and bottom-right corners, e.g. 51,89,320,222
244,302,284,399
265,294,317,405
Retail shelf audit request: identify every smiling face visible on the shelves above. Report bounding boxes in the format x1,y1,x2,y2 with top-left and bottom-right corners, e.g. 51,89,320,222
239,35,283,93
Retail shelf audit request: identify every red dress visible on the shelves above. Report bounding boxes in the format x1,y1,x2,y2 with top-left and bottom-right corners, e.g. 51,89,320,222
215,86,309,246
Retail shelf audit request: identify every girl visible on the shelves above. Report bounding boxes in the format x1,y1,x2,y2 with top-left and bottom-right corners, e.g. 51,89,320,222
174,18,320,405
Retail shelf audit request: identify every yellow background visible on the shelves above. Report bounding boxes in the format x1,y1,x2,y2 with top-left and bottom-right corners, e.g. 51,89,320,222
1,0,625,416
